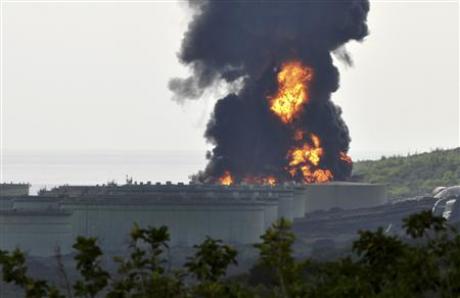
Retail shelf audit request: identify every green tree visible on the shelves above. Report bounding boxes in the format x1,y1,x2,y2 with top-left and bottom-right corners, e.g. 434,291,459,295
185,237,241,297
0,249,64,298
107,224,185,298
1,211,460,298
254,218,306,298
73,237,110,298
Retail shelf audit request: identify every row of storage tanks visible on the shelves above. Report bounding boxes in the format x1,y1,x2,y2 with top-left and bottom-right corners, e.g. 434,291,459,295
0,182,387,256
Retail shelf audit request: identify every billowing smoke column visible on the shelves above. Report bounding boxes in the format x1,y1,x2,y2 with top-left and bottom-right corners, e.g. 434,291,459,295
170,0,370,185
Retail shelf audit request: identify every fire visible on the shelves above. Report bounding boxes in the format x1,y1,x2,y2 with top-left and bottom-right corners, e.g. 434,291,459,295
269,61,313,124
266,176,277,186
214,60,348,186
311,168,333,183
242,176,277,186
340,152,352,164
289,133,323,167
219,171,233,186
288,133,333,183
219,173,277,186
299,166,333,183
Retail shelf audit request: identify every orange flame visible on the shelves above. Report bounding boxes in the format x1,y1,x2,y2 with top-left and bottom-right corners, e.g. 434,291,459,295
288,133,333,183
269,61,313,124
298,166,334,183
219,171,233,186
289,133,323,167
242,176,277,186
311,168,333,183
340,152,352,164
266,176,277,186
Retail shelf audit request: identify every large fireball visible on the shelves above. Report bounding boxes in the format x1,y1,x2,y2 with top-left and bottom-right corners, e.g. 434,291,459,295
269,61,313,124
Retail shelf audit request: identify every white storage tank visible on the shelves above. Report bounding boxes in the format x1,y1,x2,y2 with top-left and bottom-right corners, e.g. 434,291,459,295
62,197,270,252
12,198,61,210
0,183,30,197
0,198,14,210
262,202,279,229
0,210,72,257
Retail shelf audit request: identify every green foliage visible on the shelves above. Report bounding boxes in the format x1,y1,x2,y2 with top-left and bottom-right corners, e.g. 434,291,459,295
254,218,305,297
352,147,460,198
0,249,64,298
185,237,239,298
73,237,110,297
402,210,448,238
107,224,184,298
2,212,460,297
186,237,237,282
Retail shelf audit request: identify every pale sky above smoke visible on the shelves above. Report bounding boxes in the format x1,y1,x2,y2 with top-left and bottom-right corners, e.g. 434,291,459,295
2,1,459,158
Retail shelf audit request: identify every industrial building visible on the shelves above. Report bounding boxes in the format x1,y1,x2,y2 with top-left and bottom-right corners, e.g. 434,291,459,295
0,182,387,257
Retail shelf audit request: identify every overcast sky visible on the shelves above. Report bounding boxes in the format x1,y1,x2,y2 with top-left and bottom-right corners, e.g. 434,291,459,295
1,0,459,159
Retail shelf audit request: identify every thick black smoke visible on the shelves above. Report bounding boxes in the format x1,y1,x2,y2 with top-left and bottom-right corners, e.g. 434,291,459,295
170,0,370,183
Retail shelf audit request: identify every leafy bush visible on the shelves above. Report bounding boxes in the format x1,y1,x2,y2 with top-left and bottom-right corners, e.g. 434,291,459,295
1,211,460,297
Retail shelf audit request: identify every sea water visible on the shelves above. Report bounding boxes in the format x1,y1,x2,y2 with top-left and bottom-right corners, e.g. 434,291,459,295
2,150,207,194
2,149,393,195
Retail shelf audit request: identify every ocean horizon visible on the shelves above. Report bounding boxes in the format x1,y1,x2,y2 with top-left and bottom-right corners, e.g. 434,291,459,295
1,149,414,194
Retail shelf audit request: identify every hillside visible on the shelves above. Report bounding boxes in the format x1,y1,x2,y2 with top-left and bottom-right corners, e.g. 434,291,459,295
351,147,460,199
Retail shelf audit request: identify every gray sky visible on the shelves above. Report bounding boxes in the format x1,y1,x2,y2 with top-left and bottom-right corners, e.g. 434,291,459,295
1,0,459,158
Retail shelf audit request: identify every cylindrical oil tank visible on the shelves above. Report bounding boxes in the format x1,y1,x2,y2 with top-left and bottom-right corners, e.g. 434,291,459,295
0,198,14,210
0,210,72,257
302,182,387,213
12,198,61,210
276,195,294,220
262,202,279,229
0,184,30,197
290,191,306,218
62,198,268,252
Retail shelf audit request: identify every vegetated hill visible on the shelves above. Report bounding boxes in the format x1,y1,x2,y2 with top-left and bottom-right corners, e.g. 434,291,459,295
351,147,460,199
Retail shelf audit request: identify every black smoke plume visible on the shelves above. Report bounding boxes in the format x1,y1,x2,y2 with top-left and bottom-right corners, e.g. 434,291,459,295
170,0,370,184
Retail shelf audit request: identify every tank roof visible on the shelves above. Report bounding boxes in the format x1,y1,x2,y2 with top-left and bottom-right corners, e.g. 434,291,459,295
0,209,71,216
